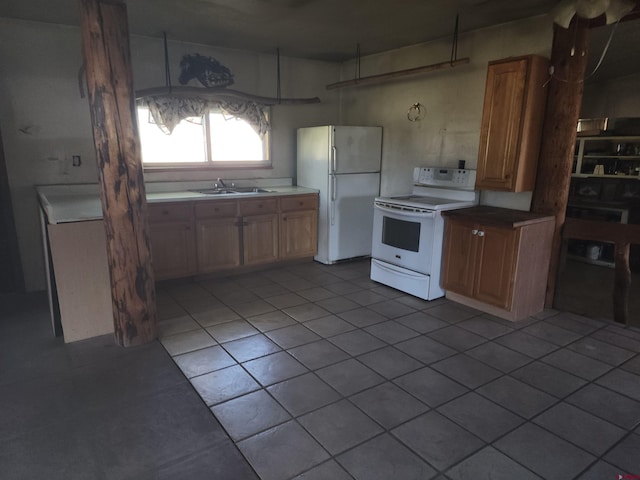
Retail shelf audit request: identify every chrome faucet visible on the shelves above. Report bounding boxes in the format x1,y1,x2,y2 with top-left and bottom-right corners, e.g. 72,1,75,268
217,177,227,188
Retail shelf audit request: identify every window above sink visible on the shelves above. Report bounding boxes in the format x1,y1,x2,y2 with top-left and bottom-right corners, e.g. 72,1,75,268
137,105,271,170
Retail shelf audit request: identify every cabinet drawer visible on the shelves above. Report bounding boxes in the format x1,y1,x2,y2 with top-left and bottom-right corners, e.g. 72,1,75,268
280,195,318,212
239,198,278,216
195,201,238,219
148,203,193,223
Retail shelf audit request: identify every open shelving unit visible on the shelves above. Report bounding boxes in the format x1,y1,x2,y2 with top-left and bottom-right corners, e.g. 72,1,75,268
567,134,640,268
572,135,640,179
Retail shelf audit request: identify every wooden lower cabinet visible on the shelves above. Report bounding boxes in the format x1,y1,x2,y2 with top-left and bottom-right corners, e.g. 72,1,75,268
243,213,279,265
148,193,318,280
149,220,196,280
196,217,241,272
442,207,554,321
280,210,318,259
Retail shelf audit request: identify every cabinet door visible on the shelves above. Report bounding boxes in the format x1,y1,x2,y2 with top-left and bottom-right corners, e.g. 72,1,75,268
149,221,196,280
441,219,476,297
196,217,241,273
473,225,518,309
243,213,279,265
280,210,318,259
476,58,528,191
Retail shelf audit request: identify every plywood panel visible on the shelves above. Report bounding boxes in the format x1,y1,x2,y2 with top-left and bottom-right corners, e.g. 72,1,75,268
48,221,113,342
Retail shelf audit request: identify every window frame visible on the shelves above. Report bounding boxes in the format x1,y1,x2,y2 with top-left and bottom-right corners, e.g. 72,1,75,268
138,105,272,171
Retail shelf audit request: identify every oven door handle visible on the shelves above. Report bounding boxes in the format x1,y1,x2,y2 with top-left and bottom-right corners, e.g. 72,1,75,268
373,259,428,279
375,204,436,218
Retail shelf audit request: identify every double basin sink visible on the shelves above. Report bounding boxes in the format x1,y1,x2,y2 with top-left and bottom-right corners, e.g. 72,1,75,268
191,186,275,196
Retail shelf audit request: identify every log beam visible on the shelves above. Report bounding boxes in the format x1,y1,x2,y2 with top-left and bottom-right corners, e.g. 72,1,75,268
530,18,590,308
79,0,157,346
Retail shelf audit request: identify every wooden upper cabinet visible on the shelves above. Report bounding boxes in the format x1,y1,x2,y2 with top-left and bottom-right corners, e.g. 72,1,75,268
476,55,549,192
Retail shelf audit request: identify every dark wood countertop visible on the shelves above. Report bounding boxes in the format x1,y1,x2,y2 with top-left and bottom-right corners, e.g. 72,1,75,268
442,206,555,228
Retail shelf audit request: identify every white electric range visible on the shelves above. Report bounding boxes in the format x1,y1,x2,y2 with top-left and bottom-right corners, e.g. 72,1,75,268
370,167,478,300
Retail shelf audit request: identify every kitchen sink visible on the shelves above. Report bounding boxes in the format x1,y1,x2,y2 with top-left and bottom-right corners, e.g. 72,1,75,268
191,187,274,195
230,187,274,193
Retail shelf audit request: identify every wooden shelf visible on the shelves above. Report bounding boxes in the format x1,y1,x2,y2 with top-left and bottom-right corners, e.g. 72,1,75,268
576,135,640,141
571,174,640,179
567,254,615,268
583,155,640,159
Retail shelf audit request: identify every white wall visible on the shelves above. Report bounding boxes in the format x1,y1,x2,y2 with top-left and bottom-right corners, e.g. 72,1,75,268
337,15,553,207
0,18,340,291
0,14,556,292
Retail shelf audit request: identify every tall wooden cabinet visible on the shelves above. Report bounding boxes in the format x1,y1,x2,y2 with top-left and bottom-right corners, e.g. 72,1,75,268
476,55,549,192
442,206,554,321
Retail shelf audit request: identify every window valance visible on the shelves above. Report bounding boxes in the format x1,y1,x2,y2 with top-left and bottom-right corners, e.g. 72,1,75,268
137,95,269,137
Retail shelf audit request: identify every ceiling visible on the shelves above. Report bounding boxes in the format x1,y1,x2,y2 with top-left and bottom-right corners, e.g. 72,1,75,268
0,0,637,81
0,0,560,61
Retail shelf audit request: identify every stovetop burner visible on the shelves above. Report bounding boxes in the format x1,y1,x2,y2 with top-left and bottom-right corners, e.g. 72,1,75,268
376,166,478,211
378,195,476,211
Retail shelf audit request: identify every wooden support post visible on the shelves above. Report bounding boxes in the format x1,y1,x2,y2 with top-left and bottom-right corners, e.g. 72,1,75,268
530,18,590,308
79,0,157,346
613,243,631,325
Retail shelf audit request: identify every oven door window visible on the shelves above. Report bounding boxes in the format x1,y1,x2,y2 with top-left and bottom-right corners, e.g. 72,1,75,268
382,216,421,252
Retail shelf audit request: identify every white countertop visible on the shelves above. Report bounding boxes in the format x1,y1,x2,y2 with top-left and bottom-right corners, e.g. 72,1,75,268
37,182,318,224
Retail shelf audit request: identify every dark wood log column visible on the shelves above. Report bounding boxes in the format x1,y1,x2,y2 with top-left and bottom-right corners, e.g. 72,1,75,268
530,18,590,308
79,0,157,346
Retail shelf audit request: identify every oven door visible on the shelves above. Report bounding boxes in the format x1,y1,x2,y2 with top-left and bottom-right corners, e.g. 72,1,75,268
372,201,438,275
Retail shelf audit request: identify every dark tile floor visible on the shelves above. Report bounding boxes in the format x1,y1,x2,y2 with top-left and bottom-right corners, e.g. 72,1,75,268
0,292,257,480
154,259,640,480
4,258,640,480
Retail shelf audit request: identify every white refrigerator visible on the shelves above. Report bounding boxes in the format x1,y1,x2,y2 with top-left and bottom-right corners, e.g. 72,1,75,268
296,125,382,264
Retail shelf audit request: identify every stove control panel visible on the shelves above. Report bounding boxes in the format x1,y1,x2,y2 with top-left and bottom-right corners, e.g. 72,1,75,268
413,167,476,190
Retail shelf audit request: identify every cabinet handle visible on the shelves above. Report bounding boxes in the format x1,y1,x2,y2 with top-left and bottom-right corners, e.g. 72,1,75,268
471,229,479,235
477,230,485,237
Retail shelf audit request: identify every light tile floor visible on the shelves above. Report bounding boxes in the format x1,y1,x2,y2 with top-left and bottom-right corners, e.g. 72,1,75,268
157,259,640,480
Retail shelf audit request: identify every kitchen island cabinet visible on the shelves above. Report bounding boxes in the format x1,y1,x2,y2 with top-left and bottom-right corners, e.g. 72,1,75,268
476,55,548,192
441,206,554,321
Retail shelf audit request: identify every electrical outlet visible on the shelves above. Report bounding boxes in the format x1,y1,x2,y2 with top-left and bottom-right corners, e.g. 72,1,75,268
72,155,82,167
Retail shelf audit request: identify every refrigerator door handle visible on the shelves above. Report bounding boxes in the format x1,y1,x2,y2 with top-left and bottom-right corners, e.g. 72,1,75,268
331,146,337,174
330,175,337,226
331,175,337,201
